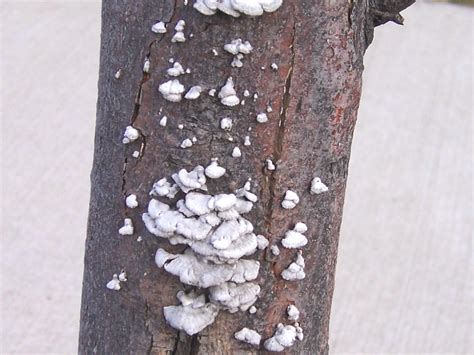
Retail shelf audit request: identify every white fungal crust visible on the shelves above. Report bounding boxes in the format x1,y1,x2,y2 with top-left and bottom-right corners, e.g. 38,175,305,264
143,58,150,73
234,327,262,346
159,115,168,127
122,126,139,144
150,178,178,199
218,77,240,107
281,251,305,281
244,135,251,146
264,323,298,352
281,190,300,209
163,291,219,335
151,21,167,33
194,0,282,17
171,20,186,42
167,62,185,77
270,244,280,256
118,218,134,235
159,79,185,102
266,158,276,170
125,194,138,209
310,177,329,194
224,39,253,55
256,234,269,250
181,138,193,149
281,223,308,249
287,304,300,322
185,85,202,100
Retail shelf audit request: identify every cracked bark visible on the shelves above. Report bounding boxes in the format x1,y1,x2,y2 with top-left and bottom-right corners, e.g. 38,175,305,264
79,1,415,354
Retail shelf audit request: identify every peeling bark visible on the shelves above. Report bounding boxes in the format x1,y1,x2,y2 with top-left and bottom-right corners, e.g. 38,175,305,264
79,1,414,354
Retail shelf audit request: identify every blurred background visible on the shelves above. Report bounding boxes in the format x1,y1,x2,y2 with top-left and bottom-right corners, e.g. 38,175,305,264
0,0,472,353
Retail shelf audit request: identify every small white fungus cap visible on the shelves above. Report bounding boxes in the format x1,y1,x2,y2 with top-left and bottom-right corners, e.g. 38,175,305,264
234,327,262,346
310,177,329,194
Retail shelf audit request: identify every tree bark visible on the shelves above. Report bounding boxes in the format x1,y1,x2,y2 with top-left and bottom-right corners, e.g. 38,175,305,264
79,1,414,354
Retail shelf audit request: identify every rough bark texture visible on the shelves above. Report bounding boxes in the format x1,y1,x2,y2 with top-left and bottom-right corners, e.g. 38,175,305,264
79,1,413,354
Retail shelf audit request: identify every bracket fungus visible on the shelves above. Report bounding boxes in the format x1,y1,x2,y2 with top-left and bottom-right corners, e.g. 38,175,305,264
281,251,306,281
193,0,283,17
118,218,134,236
218,77,240,107
310,177,329,194
185,85,202,100
281,190,300,209
125,194,138,209
234,327,262,346
159,79,185,102
281,222,308,249
167,62,186,77
264,323,299,352
287,304,300,322
151,21,167,33
122,126,139,144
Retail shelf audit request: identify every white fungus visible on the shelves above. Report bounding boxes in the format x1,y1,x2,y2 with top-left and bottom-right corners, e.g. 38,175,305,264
224,38,253,55
159,79,185,102
106,274,121,291
256,112,268,123
118,218,134,235
295,323,304,341
287,304,300,322
271,62,279,70
167,62,185,76
243,89,250,97
234,327,262,346
205,159,226,179
185,85,202,100
310,177,329,194
132,150,140,158
181,138,193,149
209,282,260,312
208,88,216,96
266,159,276,171
212,48,219,56
150,178,179,199
137,236,143,242
118,270,127,282
249,305,257,314
178,124,184,130
122,126,139,144
114,69,122,79
163,291,219,335
151,21,167,33
256,234,269,250
172,20,186,43
194,0,283,17
267,105,273,113
232,146,242,158
281,223,308,249
143,58,150,73
244,136,251,146
281,190,299,209
281,251,306,281
125,194,138,209
220,117,233,131
159,115,168,127
264,323,298,352
270,245,280,256
218,77,240,107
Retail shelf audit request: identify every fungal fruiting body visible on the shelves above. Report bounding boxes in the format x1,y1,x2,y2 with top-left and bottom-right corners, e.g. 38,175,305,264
281,222,308,249
163,291,219,335
193,0,283,17
172,20,186,42
114,69,122,79
270,245,280,256
224,39,253,55
264,323,299,352
232,147,242,158
159,115,168,127
106,274,121,291
266,159,276,170
145,165,264,334
118,218,134,235
181,138,193,149
281,252,305,281
159,79,185,102
218,77,240,107
185,85,202,100
281,190,299,209
310,177,328,194
287,304,300,322
220,117,233,131
125,194,138,209
234,327,262,346
256,112,268,123
143,58,150,73
205,160,226,179
167,62,185,76
151,21,167,33
122,126,139,144
271,62,279,70
244,135,251,146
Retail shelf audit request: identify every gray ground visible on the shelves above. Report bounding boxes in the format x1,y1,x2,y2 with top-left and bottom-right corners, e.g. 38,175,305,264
0,1,472,354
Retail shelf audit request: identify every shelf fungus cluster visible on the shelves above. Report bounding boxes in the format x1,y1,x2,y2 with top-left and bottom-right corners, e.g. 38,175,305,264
193,0,282,17
143,164,268,335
